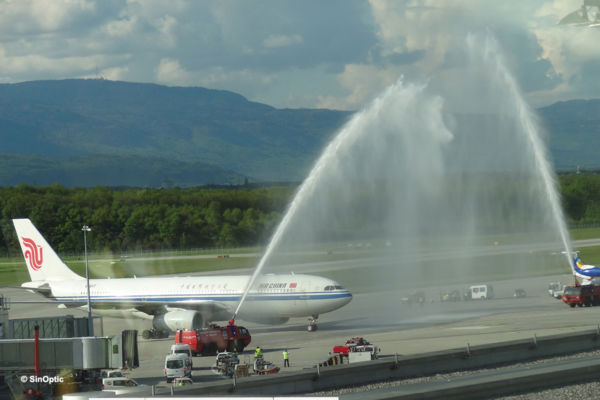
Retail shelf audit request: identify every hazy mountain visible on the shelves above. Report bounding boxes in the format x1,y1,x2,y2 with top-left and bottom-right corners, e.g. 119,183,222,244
537,99,600,171
0,79,350,186
0,79,597,187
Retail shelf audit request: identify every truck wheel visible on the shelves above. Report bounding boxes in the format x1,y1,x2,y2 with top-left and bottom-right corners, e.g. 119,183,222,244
235,340,245,353
142,330,151,339
570,304,576,308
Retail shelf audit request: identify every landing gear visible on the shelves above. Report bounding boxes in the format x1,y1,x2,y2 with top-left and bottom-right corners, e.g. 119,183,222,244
142,328,169,339
307,316,318,332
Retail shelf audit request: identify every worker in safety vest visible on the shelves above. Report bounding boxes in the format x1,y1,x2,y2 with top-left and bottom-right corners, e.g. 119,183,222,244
254,346,262,358
283,349,290,367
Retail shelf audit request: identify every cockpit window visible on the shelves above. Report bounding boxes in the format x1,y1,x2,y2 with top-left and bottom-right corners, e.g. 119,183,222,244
324,285,335,291
324,285,344,291
335,285,344,290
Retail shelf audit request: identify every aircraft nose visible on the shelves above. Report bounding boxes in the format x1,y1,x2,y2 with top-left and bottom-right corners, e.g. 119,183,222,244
340,290,352,306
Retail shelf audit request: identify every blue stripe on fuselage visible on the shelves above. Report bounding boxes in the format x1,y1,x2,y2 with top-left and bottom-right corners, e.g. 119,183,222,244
51,291,352,303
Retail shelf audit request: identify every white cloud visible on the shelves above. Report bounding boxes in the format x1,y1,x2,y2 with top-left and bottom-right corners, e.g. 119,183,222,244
263,34,303,48
155,58,191,85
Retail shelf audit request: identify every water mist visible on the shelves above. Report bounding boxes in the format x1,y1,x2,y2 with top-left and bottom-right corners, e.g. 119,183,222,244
233,34,572,319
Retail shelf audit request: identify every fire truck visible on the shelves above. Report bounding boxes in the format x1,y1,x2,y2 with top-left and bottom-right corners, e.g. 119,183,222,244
174,324,251,356
562,284,600,307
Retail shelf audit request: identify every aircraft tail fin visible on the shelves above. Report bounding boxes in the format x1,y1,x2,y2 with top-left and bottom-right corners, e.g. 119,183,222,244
12,218,83,282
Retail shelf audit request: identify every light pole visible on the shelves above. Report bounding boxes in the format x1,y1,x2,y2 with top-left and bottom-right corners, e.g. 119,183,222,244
82,225,93,336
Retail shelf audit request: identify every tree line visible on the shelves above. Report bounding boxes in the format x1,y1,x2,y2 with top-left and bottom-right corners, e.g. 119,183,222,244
0,184,294,256
1,173,600,257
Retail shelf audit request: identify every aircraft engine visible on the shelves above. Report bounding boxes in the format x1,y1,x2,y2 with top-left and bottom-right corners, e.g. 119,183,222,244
152,310,203,332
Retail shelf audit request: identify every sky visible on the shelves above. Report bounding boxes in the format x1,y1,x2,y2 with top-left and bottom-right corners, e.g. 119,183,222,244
0,0,598,111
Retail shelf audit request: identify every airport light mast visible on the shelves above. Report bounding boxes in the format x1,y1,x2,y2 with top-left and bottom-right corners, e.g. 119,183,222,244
82,225,93,336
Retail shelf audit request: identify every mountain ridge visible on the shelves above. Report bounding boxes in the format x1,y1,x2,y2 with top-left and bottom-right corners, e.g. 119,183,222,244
0,79,598,187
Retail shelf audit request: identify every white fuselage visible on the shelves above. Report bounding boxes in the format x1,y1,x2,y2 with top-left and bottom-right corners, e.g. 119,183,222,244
44,273,352,321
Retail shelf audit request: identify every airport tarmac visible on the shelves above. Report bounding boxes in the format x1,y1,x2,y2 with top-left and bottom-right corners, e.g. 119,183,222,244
5,270,600,393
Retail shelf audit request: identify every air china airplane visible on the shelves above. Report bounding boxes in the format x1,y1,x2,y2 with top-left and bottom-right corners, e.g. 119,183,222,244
13,218,352,337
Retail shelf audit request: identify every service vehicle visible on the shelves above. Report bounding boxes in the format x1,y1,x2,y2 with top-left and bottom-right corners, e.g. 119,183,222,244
164,353,192,383
469,284,494,300
333,337,372,356
171,343,193,367
400,291,426,305
172,377,193,386
174,324,251,355
562,284,600,307
513,288,527,298
253,355,280,375
215,351,240,377
100,369,125,379
348,344,380,363
102,377,150,395
548,282,565,298
440,290,461,302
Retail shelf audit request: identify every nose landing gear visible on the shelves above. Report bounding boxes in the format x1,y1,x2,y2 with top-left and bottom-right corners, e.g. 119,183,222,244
307,315,319,332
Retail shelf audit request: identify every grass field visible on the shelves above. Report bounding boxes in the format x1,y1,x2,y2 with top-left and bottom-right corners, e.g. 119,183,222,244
1,228,599,288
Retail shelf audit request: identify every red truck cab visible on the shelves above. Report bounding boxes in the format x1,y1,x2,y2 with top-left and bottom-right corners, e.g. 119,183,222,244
175,325,251,356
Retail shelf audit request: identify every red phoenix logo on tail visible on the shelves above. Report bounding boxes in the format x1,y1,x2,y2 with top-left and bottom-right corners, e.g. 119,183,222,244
22,237,43,271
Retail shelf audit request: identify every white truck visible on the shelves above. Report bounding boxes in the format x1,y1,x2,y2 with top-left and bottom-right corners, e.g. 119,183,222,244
469,284,494,300
347,344,380,364
548,282,565,299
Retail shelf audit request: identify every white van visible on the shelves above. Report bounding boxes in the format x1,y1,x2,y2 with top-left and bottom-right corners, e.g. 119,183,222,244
171,343,193,367
470,284,494,300
164,353,192,383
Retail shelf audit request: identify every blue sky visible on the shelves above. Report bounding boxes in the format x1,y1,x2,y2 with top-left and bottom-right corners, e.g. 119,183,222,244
0,0,598,110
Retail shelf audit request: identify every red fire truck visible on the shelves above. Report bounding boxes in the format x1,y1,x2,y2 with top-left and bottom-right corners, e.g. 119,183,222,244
562,284,600,307
174,324,251,356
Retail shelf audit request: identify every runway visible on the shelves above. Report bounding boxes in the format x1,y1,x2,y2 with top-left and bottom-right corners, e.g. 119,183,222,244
4,268,599,393
3,235,600,393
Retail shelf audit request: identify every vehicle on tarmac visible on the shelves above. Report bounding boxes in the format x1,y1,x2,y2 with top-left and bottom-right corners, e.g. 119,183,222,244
347,344,380,363
174,324,251,355
548,282,565,298
13,218,352,336
253,355,280,375
400,291,426,305
467,284,494,300
102,377,150,395
171,343,193,367
172,377,193,386
333,337,372,356
100,369,125,379
440,290,461,302
164,353,192,383
562,284,600,307
215,351,240,377
513,288,527,298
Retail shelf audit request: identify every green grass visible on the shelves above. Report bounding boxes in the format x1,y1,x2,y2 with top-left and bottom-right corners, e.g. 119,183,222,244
3,227,600,288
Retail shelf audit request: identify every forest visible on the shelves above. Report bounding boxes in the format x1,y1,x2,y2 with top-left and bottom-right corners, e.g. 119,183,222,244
1,172,600,257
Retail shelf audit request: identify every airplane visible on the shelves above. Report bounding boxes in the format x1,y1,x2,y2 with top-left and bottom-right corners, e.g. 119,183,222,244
571,253,600,283
12,218,352,338
560,0,600,27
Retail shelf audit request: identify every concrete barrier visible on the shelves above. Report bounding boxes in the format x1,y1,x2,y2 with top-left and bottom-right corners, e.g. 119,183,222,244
169,327,600,397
